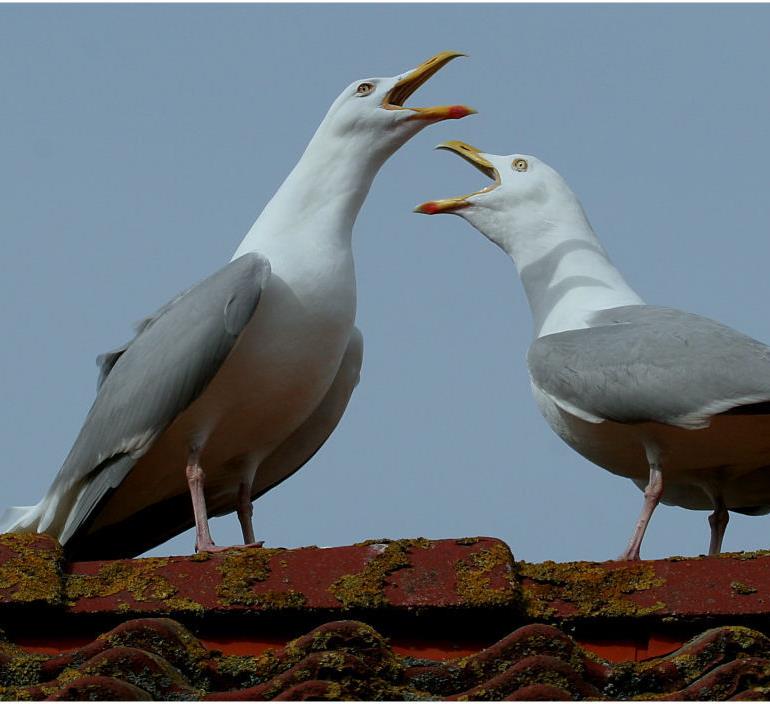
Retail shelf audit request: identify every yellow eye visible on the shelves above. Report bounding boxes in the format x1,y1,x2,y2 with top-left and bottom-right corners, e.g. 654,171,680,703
356,82,375,96
512,158,528,172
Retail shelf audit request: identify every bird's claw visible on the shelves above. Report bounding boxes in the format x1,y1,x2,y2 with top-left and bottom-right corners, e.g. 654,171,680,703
196,540,264,554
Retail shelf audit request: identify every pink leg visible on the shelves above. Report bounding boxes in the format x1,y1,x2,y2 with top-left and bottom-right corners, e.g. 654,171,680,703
186,452,264,553
185,451,218,553
619,465,663,561
237,481,257,545
708,498,729,555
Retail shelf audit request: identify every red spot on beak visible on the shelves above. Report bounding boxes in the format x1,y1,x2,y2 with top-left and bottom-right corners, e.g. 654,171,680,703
448,105,473,120
420,202,440,215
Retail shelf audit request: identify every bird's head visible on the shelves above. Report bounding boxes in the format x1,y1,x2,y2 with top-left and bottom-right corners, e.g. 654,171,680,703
415,141,578,251
319,52,476,159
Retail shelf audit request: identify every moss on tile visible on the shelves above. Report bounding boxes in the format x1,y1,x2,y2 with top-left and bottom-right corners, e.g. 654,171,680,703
215,547,304,608
328,539,432,609
0,653,46,688
610,625,770,697
730,581,758,595
455,542,518,607
65,559,203,614
189,552,211,563
718,549,770,561
519,559,665,619
0,534,64,605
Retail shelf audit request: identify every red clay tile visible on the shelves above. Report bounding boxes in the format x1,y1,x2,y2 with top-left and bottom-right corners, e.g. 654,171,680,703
3,535,770,698
0,616,769,699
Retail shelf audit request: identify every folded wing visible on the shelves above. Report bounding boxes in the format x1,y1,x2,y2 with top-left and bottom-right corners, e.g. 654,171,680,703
15,253,271,547
528,305,770,429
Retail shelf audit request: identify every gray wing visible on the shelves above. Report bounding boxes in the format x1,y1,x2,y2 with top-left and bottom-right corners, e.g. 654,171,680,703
49,252,271,544
96,290,189,390
528,305,770,429
64,327,363,559
250,326,363,501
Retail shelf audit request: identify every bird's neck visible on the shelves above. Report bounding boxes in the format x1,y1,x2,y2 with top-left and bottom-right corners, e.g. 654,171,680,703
485,199,644,338
232,125,389,261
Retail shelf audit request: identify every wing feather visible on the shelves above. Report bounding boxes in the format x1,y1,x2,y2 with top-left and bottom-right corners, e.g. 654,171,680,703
45,252,271,543
528,305,770,429
65,326,363,559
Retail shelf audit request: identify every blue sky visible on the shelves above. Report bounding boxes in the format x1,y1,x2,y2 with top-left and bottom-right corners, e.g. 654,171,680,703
2,4,770,562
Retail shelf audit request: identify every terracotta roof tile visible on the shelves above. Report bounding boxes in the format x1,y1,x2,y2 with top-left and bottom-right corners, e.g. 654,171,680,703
1,617,770,699
3,534,770,698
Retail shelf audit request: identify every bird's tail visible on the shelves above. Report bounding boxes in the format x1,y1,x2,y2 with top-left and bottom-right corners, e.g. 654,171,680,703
0,503,44,534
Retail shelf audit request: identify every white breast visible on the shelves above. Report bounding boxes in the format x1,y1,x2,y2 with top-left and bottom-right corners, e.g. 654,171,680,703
195,257,357,462
89,248,356,530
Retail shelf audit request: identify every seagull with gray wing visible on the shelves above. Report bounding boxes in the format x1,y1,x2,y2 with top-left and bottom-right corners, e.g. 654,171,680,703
418,141,770,560
0,52,475,559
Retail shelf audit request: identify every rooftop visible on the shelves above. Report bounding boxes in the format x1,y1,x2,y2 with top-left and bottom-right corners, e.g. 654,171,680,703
2,533,770,699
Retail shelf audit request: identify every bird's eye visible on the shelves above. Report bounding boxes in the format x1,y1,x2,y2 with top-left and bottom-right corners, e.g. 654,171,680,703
355,82,375,96
512,158,528,172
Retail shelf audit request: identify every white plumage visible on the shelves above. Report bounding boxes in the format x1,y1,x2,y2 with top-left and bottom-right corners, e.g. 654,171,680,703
419,141,770,559
1,52,474,558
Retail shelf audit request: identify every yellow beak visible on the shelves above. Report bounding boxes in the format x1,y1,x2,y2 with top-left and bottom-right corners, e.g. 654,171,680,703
415,141,499,214
435,141,497,177
383,51,476,122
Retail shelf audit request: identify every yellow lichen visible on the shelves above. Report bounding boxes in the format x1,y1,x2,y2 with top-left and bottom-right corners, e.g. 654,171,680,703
212,652,275,690
0,653,46,688
65,558,203,614
615,625,770,697
215,547,303,607
100,618,210,674
730,580,758,595
329,539,431,609
719,549,770,561
455,542,518,607
0,534,64,605
323,681,343,699
518,559,665,619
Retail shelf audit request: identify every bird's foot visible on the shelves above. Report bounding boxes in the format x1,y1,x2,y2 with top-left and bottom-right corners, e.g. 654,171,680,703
196,540,264,553
617,549,641,561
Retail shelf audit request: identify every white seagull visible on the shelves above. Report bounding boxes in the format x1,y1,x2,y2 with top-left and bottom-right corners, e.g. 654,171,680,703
0,52,474,559
417,141,770,560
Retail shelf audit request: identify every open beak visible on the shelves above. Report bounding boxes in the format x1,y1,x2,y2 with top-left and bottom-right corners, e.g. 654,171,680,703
415,141,500,214
383,51,476,122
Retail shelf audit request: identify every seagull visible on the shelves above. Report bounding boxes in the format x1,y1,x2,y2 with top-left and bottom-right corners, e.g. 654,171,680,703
0,52,475,560
417,141,770,560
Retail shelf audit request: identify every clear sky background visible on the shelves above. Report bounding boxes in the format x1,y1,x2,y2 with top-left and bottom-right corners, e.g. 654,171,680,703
2,4,770,563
